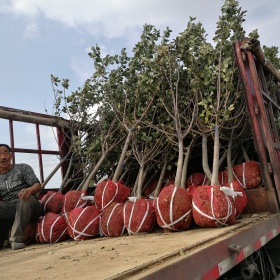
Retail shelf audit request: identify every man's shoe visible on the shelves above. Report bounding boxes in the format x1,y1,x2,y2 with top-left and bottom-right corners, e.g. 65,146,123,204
11,242,25,250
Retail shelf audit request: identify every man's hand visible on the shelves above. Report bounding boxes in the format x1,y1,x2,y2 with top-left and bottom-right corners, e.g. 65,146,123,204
18,188,33,200
18,183,42,200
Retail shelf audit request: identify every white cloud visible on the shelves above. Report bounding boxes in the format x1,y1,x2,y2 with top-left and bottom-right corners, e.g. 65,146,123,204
1,0,221,38
23,22,39,38
70,55,92,85
2,0,280,47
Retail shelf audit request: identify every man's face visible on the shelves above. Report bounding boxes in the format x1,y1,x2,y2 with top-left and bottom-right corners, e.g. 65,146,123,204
0,146,12,170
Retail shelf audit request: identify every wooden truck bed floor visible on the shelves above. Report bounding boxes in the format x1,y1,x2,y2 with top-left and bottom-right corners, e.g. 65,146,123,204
1,212,279,280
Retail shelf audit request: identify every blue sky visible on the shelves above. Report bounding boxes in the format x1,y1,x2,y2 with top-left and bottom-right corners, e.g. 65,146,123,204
0,0,280,187
1,0,280,115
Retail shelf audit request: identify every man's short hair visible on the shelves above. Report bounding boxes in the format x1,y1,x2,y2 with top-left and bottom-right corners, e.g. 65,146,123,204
0,144,11,153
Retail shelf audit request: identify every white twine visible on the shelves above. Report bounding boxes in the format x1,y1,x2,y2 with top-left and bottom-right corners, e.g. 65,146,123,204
54,226,68,243
123,199,150,235
40,214,67,243
81,196,95,202
101,203,125,237
49,215,61,243
156,186,192,230
49,216,68,243
220,171,224,184
62,191,88,223
96,175,108,185
190,174,207,186
75,192,88,208
220,186,243,197
42,192,56,214
68,207,101,240
202,175,207,185
232,162,247,189
101,181,119,210
40,215,47,242
242,163,246,188
192,187,233,227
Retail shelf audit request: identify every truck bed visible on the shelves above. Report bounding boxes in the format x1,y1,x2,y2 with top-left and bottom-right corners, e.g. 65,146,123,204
1,212,279,280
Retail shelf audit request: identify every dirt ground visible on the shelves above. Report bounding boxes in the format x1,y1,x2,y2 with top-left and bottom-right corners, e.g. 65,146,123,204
0,213,270,280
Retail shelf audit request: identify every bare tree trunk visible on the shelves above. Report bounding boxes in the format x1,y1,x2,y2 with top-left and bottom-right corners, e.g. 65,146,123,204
174,138,184,187
119,168,129,183
59,152,75,192
219,149,227,169
81,153,108,191
76,177,87,191
136,165,145,199
211,124,220,186
132,172,139,197
112,130,133,183
181,143,193,189
154,161,167,197
227,139,233,183
241,145,250,162
202,133,212,182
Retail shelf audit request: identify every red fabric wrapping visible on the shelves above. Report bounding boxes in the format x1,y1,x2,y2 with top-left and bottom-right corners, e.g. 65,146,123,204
187,184,198,196
40,191,64,214
156,185,193,231
37,212,69,243
223,181,247,217
123,198,156,234
35,216,43,243
232,160,261,189
218,170,229,185
23,222,37,243
62,190,88,217
192,185,236,227
100,202,125,237
187,173,208,187
94,180,131,210
67,205,101,240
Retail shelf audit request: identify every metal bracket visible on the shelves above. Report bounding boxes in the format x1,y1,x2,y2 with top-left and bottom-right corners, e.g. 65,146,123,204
228,244,242,254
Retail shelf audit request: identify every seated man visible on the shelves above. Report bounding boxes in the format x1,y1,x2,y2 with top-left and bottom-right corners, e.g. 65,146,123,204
0,144,42,250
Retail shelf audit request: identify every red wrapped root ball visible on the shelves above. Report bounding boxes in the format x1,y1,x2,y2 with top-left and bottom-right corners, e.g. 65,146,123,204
232,160,261,189
156,185,193,231
37,212,69,243
222,181,247,217
40,191,64,214
192,185,236,228
187,173,208,187
94,180,131,210
62,190,88,218
123,198,156,235
67,205,101,240
187,184,198,196
100,202,125,237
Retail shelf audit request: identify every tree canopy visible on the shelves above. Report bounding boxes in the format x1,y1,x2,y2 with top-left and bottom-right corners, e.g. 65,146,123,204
51,0,280,195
